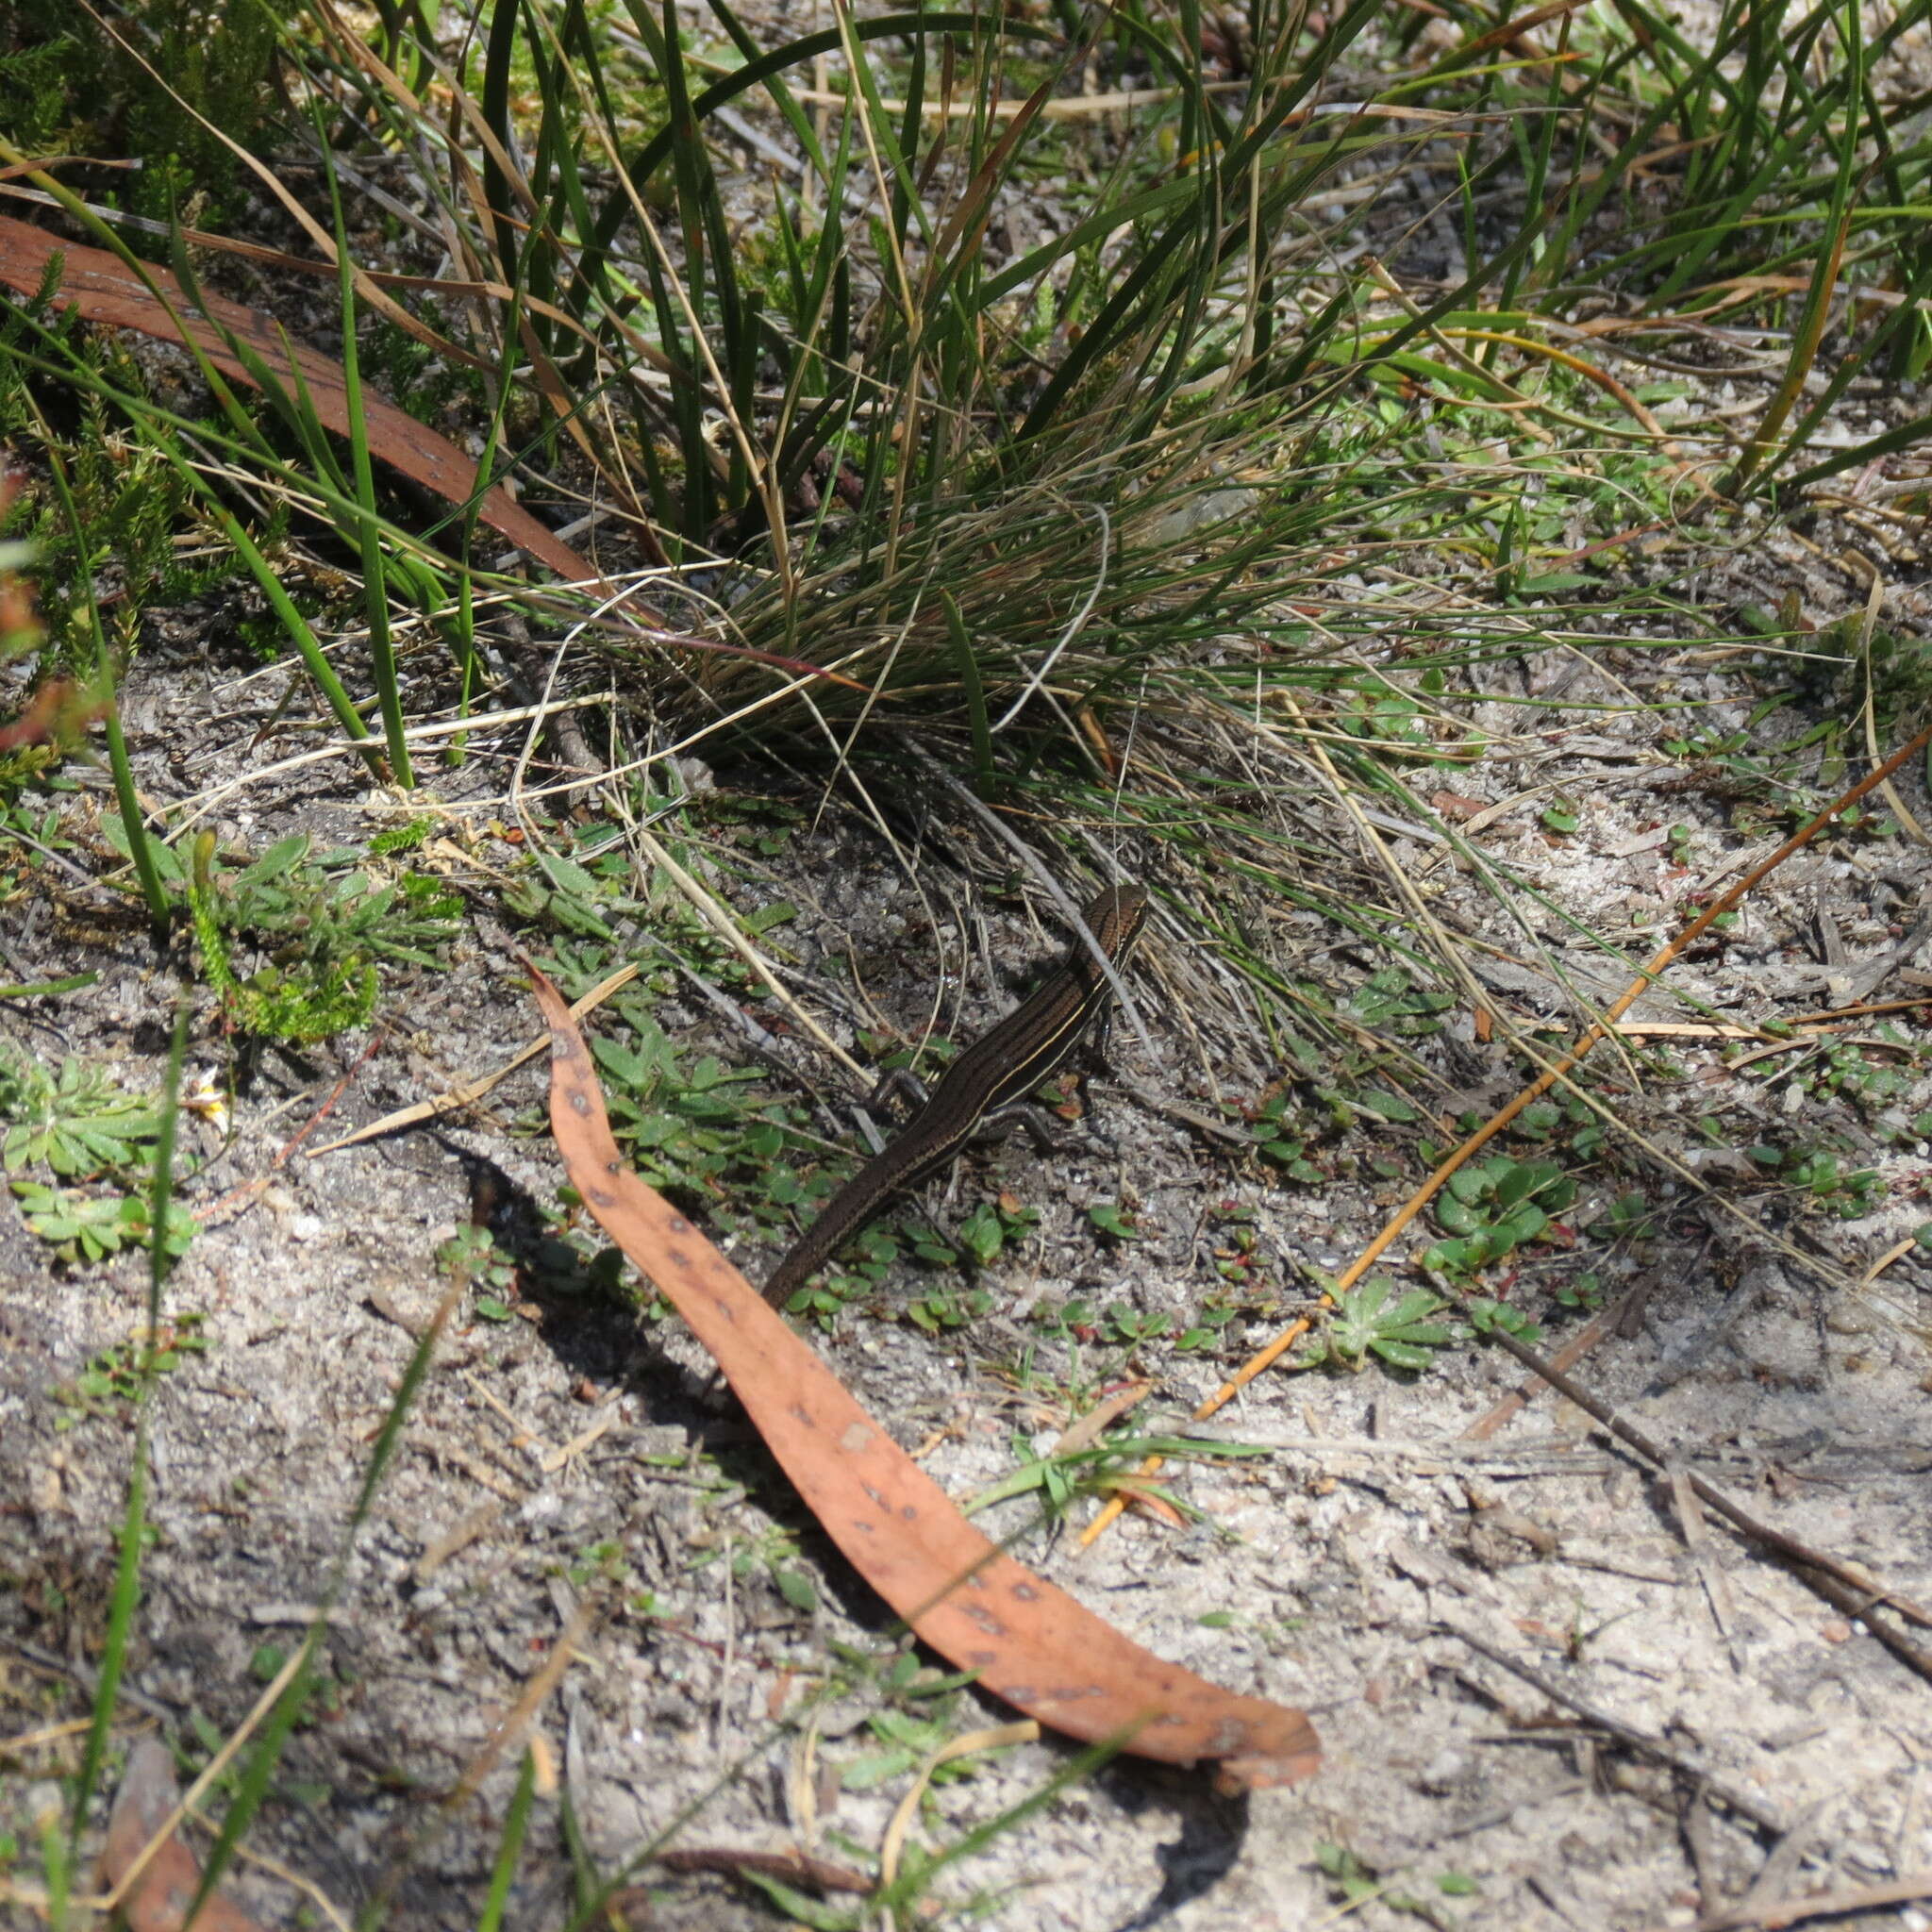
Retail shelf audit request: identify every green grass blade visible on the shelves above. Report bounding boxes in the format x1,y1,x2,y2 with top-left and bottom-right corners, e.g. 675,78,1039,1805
31,436,172,934
480,0,525,284
943,589,993,791
66,1008,188,1858
476,1751,541,1932
320,105,413,787
1721,0,1865,497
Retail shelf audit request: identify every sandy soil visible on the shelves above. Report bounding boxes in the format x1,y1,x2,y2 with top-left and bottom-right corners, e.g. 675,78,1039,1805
6,490,1932,1932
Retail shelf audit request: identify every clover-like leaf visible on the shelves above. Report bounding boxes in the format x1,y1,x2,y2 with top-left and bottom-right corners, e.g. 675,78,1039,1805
1315,1279,1458,1374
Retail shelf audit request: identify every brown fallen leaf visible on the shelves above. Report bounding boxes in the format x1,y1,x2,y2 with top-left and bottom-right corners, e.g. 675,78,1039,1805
0,214,595,586
533,966,1321,1790
98,1737,267,1932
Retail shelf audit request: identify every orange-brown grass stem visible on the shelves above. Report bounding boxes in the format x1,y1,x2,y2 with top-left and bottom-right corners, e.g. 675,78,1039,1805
1081,721,1932,1549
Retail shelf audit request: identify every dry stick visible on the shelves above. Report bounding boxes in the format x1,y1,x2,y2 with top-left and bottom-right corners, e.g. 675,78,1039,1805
307,965,642,1155
1482,1323,1932,1622
1080,720,1932,1549
1788,993,1932,1024
1674,1871,1932,1932
1448,1626,1786,1835
1479,1324,1932,1687
1725,1524,1932,1689
1460,1276,1647,1442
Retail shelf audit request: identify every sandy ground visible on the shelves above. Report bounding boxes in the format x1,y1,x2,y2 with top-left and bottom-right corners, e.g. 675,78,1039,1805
6,491,1932,1931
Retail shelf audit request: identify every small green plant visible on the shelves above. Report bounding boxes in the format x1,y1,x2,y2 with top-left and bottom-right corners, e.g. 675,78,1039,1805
1175,1295,1241,1352
0,33,86,150
1507,1092,1607,1158
0,1044,158,1177
1423,1157,1577,1276
1795,611,1932,731
1028,1295,1100,1346
591,1020,790,1196
1589,1191,1657,1243
436,1224,519,1320
1313,1839,1475,1932
1552,1270,1606,1314
0,316,241,675
369,818,436,858
173,829,461,1043
1305,1279,1457,1374
693,1523,820,1619
1338,685,1435,758
107,0,285,225
1203,1205,1267,1291
1315,1840,1476,1926
0,1041,194,1267
905,1285,994,1334
954,1197,1041,1268
965,1424,1267,1529
841,1678,995,1793
54,1315,207,1423
1747,1142,1886,1219
1095,1304,1166,1347
1250,1089,1326,1181
0,786,81,907
966,1433,1103,1525
12,1180,196,1267
562,1541,631,1591
1464,1297,1543,1345
1349,970,1457,1037
1743,1032,1916,1113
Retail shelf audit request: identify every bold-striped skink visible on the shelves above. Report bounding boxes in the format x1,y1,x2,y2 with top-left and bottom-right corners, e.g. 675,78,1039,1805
763,883,1150,1307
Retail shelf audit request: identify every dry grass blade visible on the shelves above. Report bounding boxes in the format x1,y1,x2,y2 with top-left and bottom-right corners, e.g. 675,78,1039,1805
94,1644,315,1925
1084,720,1932,1550
880,1722,1041,1887
307,963,641,1154
97,1740,271,1932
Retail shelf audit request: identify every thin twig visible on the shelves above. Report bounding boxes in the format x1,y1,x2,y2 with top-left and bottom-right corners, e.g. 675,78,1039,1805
1462,1275,1654,1441
1446,1624,1785,1835
1669,1871,1932,1932
1082,720,1932,1550
1480,1326,1932,1666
